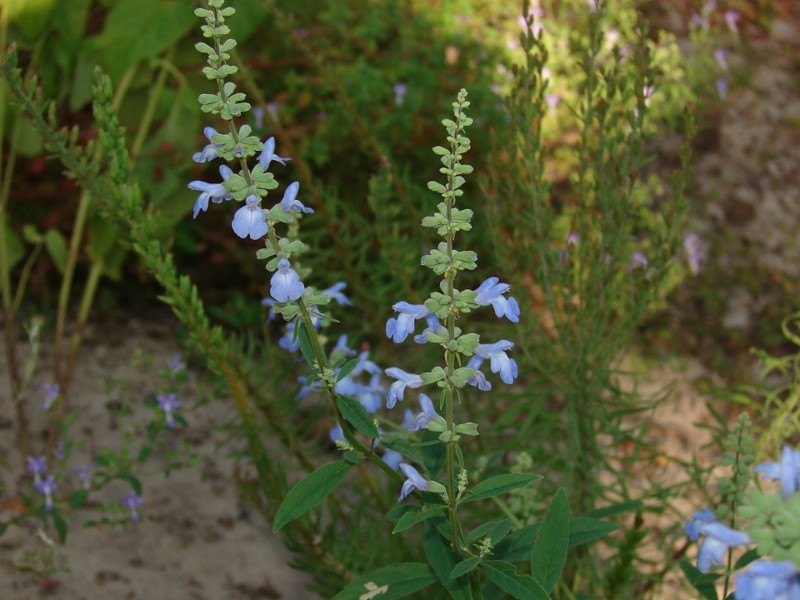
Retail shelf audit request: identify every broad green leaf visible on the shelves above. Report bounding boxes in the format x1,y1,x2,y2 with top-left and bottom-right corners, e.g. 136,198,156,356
568,516,619,549
70,490,89,510
493,524,539,563
678,560,720,600
482,561,550,600
273,461,353,532
424,520,473,599
733,548,760,571
337,395,380,438
117,474,142,496
583,500,642,519
44,229,68,274
2,216,24,270
333,563,437,600
451,557,482,579
393,505,446,534
461,473,542,504
531,488,570,592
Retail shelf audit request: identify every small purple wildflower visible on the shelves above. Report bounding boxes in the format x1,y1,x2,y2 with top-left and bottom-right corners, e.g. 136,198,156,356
398,464,429,501
329,423,344,444
690,12,709,31
270,259,305,302
332,335,357,357
630,251,648,270
545,93,560,110
466,355,492,391
27,455,47,481
122,491,143,524
156,392,180,428
414,313,441,344
725,10,740,34
351,351,382,377
41,383,60,412
192,127,222,163
75,465,91,489
54,437,65,460
683,234,707,275
385,368,424,409
168,353,185,373
278,321,300,353
566,232,580,246
253,107,265,129
232,194,269,240
267,101,279,123
35,475,57,511
393,83,407,107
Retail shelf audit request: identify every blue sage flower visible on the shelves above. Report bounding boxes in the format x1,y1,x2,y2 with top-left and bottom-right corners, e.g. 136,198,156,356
471,341,518,385
156,392,179,428
351,351,382,377
232,194,269,240
414,313,441,344
278,321,300,353
386,302,429,344
385,368,424,409
280,181,314,214
270,259,305,302
329,423,344,444
258,136,290,169
122,491,143,524
398,463,429,501
41,383,60,412
35,475,57,511
192,127,222,163
409,394,442,432
382,450,403,471
466,355,492,391
474,277,520,323
754,446,800,497
323,282,352,306
685,508,751,572
735,560,800,600
189,165,233,218
27,455,47,481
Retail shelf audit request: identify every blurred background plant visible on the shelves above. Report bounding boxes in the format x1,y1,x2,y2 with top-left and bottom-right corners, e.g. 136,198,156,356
2,0,794,598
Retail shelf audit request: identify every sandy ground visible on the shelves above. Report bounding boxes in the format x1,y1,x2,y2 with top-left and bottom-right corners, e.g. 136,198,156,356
0,317,317,600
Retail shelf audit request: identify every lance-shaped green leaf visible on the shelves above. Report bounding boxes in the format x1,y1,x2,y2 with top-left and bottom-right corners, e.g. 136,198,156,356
531,488,570,593
424,520,473,599
333,563,437,600
337,395,380,438
568,516,619,549
483,561,549,600
273,461,353,531
678,560,721,600
460,473,542,504
393,505,447,534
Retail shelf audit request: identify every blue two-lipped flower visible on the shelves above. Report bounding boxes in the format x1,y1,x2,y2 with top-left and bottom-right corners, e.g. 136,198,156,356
192,127,222,163
754,445,800,497
398,463,429,501
735,560,800,600
470,340,518,385
408,394,441,432
281,181,314,214
259,136,290,169
385,367,424,409
232,194,269,240
474,277,520,322
189,165,234,218
323,282,352,306
386,302,429,343
684,508,751,573
270,258,305,302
